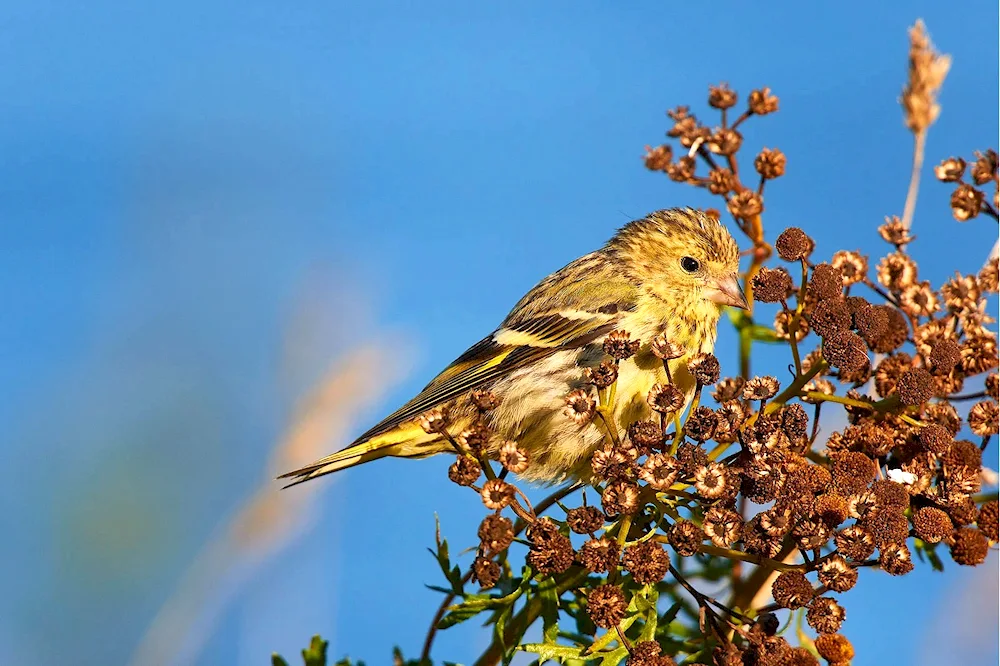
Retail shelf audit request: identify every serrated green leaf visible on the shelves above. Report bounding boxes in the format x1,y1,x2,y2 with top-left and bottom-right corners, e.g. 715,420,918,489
598,646,629,666
540,576,560,644
437,603,488,630
637,587,659,642
271,654,290,666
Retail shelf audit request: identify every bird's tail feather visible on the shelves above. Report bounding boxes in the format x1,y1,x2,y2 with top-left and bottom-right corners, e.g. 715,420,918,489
278,423,451,487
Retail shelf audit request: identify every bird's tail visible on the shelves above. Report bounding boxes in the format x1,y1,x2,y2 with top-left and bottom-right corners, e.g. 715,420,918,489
277,423,452,488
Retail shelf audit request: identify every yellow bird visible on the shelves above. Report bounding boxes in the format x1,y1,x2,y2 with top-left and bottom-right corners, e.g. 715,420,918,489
280,208,745,486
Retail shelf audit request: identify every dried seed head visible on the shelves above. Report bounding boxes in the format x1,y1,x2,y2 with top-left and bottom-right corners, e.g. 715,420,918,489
971,149,998,185
666,155,696,182
879,542,914,575
419,407,449,434
878,216,916,246
480,479,515,509
458,424,490,452
979,259,999,294
602,479,640,517
815,634,854,663
647,383,685,413
643,144,673,172
564,389,597,424
822,331,869,371
771,571,814,609
814,493,850,528
809,263,844,301
478,514,514,553
877,252,918,292
590,445,633,481
622,540,670,584
687,352,721,385
896,367,935,405
748,87,779,115
810,299,852,339
755,147,787,179
585,360,619,389
471,389,501,412
694,462,731,499
950,527,989,566
774,310,810,342
978,501,999,542
728,188,765,220
627,419,662,455
968,400,999,436
901,20,950,132
448,456,481,487
807,597,846,634
578,537,621,573
870,306,909,353
818,555,858,592
566,505,606,535
775,226,812,261
950,183,984,221
918,423,953,455
472,556,501,588
899,281,940,317
708,82,738,109
912,506,954,544
836,524,876,561
603,330,641,360
651,332,685,360
831,250,868,286
587,584,627,629
867,507,910,547
712,377,745,403
708,127,743,156
831,451,875,496
752,267,793,303
703,506,743,547
498,441,530,474
743,375,781,400
934,156,966,182
668,519,704,556
640,453,682,491
930,339,962,373
685,406,719,442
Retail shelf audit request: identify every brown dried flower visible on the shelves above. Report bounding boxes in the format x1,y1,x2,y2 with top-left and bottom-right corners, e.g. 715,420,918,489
818,555,858,592
970,149,998,185
478,514,514,553
602,479,640,517
878,216,916,246
933,156,966,182
643,144,673,172
687,352,721,385
771,571,814,609
742,375,780,401
604,330,641,360
748,87,779,115
708,82,738,109
567,505,606,535
666,155,696,182
587,584,627,629
578,537,621,573
807,597,846,634
419,407,449,434
968,400,999,435
448,456,481,486
752,267,792,303
481,479,515,509
564,389,597,424
755,147,787,179
623,540,670,584
640,453,682,491
472,556,501,588
879,542,914,576
950,183,983,221
775,227,812,261
950,527,989,566
810,263,844,301
668,519,704,556
498,441,530,474
815,634,854,663
728,188,764,220
585,360,619,389
832,250,868,286
647,383,685,413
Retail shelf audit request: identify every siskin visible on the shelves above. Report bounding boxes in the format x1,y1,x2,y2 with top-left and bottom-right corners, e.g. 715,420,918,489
281,208,745,485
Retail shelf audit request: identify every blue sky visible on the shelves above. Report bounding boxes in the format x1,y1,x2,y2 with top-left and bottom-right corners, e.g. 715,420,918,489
1,2,997,665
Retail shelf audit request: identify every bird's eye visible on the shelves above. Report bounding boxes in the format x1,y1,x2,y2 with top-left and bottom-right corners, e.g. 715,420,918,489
680,256,701,273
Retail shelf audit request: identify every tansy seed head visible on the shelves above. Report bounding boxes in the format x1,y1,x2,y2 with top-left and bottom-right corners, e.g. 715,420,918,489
643,144,673,172
708,82,738,109
810,299,852,339
748,87,779,115
832,250,869,286
807,597,846,634
566,505,606,535
478,514,514,553
651,332,685,360
728,189,764,220
878,216,916,246
419,407,449,434
809,263,844,301
968,400,999,435
970,149,998,185
752,267,792,303
978,501,998,542
585,360,619,388
743,376,781,400
578,537,620,573
472,556,501,588
712,376,745,402
822,330,869,372
602,479,640,517
895,367,934,405
587,584,627,629
775,227,813,261
771,571,814,609
498,441,530,474
818,555,858,592
755,147,787,179
934,156,966,182
628,420,662,455
647,383,685,413
879,542,914,575
836,524,876,561
912,506,953,543
448,456,481,487
564,389,597,424
815,634,854,663
622,540,670,584
603,330,641,360
640,453,682,491
470,389,501,412
687,352,721,385
950,527,989,565
668,519,704,556
481,479,515,509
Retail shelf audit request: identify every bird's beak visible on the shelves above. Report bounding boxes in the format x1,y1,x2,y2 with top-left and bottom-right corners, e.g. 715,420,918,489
705,273,749,310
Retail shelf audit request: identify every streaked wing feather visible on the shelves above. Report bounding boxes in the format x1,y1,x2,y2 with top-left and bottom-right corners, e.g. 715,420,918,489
350,311,619,444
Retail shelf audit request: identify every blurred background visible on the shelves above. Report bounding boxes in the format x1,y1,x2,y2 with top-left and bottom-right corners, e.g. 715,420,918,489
1,2,997,665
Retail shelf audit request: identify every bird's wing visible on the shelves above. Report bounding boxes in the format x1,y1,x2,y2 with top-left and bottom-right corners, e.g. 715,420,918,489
349,309,623,444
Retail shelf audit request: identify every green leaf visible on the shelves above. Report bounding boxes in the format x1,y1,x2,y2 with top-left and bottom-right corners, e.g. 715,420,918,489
303,635,329,666
748,324,780,343
520,643,586,662
271,655,290,666
539,576,561,644
598,646,629,666
637,586,659,642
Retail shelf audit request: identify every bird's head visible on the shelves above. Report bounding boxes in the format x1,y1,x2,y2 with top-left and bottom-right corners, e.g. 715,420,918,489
608,208,747,310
